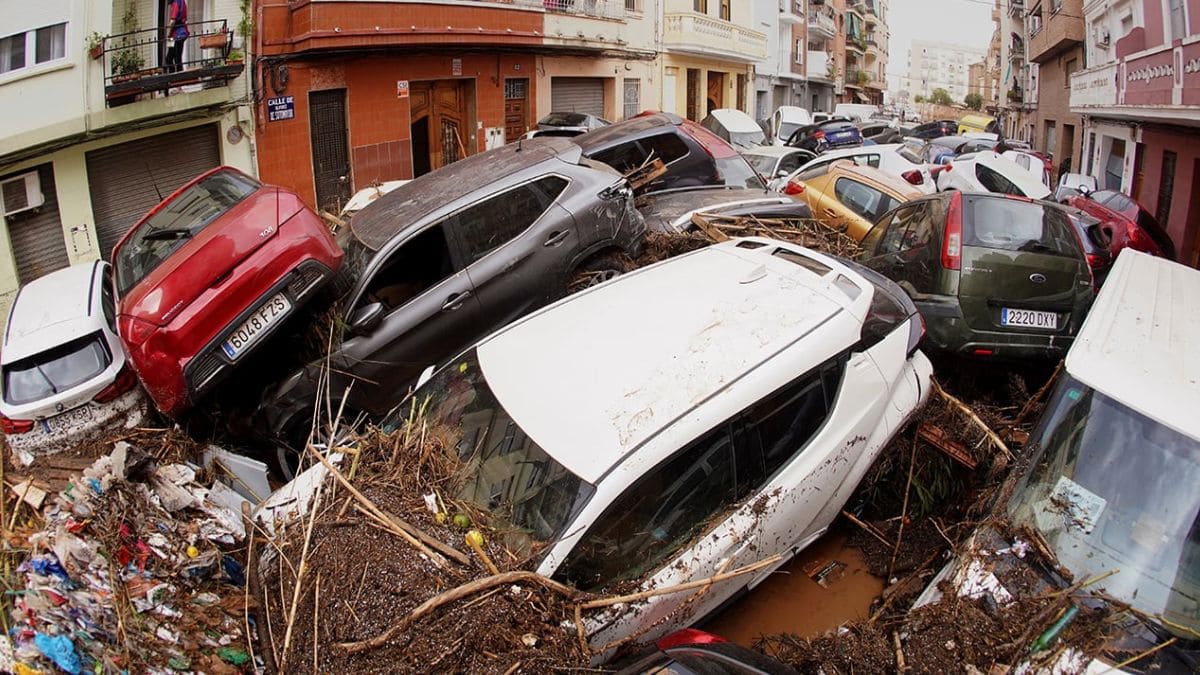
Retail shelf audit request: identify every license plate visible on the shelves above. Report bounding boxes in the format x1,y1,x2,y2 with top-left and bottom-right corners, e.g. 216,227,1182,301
1001,307,1057,329
222,294,291,360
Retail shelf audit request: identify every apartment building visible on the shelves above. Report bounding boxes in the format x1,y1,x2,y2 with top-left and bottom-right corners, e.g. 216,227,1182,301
806,0,838,110
0,0,253,312
993,0,1038,141
660,0,766,121
1027,0,1086,178
752,0,808,118
906,40,988,102
1070,0,1200,266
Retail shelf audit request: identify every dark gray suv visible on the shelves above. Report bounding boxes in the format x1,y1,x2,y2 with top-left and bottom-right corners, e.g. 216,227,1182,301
260,137,644,468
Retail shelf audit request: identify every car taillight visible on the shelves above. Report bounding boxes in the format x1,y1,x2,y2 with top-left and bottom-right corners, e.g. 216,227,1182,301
93,364,138,403
942,192,963,271
929,164,950,176
1085,253,1101,267
901,169,924,185
656,628,727,650
119,316,158,348
907,312,925,357
0,414,33,435
813,130,825,140
784,179,806,195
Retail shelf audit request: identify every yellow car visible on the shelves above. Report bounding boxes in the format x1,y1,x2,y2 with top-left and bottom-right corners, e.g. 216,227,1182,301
957,113,998,135
783,161,921,240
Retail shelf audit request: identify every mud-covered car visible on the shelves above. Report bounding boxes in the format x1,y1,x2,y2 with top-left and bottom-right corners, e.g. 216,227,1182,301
1,262,148,464
112,167,343,416
260,137,645,471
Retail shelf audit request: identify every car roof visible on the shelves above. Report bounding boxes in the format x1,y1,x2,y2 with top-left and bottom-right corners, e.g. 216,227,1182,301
960,151,1052,199
740,145,802,158
776,105,812,122
1065,249,1200,440
825,161,923,198
572,112,680,152
815,143,903,161
349,137,585,251
474,238,870,484
3,261,106,364
707,108,761,133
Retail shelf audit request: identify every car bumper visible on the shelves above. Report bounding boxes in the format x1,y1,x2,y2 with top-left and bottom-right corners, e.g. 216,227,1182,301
918,299,1074,361
6,388,150,465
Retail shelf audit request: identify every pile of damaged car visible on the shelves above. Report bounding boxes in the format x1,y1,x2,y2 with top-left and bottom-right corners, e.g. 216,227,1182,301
2,109,1197,675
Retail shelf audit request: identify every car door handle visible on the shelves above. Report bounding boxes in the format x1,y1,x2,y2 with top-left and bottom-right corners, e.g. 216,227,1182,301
543,230,570,247
441,291,472,311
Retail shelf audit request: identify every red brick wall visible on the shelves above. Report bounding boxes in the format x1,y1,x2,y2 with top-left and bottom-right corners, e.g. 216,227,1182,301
256,53,537,207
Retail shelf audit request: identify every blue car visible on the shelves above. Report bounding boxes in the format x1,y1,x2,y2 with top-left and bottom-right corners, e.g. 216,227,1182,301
784,118,864,154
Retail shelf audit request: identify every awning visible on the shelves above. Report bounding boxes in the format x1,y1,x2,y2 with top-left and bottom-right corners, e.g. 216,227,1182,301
854,91,869,102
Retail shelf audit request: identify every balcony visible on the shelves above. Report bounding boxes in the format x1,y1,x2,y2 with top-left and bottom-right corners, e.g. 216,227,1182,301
99,20,243,107
844,68,869,89
539,0,628,19
807,50,831,80
808,6,835,39
846,35,867,55
780,0,804,24
1008,0,1025,17
662,11,768,62
1027,0,1084,63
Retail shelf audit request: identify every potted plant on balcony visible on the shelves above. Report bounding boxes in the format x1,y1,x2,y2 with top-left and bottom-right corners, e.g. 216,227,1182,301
86,32,107,60
857,70,870,86
226,49,244,65
111,48,145,80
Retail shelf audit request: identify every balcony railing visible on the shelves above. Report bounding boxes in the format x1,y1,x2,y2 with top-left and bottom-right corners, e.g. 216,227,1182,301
780,0,805,23
808,6,835,37
99,20,243,105
662,12,768,62
538,0,628,20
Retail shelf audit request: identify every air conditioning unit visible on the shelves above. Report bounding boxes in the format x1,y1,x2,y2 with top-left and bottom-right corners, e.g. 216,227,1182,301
1,171,45,218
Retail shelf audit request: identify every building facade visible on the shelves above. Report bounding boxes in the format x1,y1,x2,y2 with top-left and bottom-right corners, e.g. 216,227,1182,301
906,40,988,102
0,0,254,314
1071,0,1200,266
995,0,1038,141
1027,0,1087,178
660,0,767,121
806,0,838,111
752,0,807,119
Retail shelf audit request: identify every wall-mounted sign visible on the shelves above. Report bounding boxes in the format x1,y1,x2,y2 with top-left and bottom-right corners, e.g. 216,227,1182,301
452,58,463,76
397,80,409,98
267,96,295,122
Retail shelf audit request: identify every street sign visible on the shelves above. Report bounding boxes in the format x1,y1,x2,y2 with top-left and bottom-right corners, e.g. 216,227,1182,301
267,96,295,122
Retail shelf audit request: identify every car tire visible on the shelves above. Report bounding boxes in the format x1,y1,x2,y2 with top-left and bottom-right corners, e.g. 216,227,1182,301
274,405,359,481
568,253,633,293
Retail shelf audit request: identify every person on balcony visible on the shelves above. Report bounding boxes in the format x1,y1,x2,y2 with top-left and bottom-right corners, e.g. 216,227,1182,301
165,0,189,74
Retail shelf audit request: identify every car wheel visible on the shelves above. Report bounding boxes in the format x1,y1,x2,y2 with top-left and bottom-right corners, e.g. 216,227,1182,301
274,406,359,481
568,253,632,293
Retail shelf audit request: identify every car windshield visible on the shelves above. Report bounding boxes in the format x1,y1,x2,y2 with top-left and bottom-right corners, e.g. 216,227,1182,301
1008,375,1200,637
743,153,779,176
2,332,110,405
540,112,590,127
385,349,595,552
114,169,260,295
964,197,1082,258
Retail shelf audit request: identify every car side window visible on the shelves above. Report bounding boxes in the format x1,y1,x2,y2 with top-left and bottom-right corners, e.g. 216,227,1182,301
975,164,1022,196
865,205,919,255
834,178,895,223
777,152,803,175
898,202,935,254
554,426,738,591
1014,155,1031,170
100,272,116,330
853,154,881,168
640,133,689,165
361,224,458,312
732,358,843,495
454,176,569,264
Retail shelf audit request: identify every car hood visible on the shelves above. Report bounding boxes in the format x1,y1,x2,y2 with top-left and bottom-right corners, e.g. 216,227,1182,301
118,187,297,326
637,187,812,233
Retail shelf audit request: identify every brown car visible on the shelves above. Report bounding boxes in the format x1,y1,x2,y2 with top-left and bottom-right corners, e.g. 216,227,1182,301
783,161,921,240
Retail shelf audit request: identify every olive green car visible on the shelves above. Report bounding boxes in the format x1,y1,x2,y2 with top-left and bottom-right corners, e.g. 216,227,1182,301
857,191,1094,360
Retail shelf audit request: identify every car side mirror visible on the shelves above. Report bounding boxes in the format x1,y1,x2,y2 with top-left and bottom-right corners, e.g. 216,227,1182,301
348,302,384,335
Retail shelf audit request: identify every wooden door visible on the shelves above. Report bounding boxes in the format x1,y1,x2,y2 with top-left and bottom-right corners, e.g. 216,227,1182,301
410,80,469,176
504,78,528,142
706,71,725,115
309,89,352,212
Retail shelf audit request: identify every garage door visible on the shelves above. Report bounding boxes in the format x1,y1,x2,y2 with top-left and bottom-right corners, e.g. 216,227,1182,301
86,124,222,260
550,77,605,118
4,164,70,284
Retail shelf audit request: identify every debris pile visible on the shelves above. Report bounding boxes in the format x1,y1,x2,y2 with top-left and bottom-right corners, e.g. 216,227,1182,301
3,440,254,674
684,212,862,258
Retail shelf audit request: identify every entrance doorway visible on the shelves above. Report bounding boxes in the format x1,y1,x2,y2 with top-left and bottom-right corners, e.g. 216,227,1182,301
686,69,700,121
309,89,351,213
707,71,725,114
410,80,472,177
504,78,528,142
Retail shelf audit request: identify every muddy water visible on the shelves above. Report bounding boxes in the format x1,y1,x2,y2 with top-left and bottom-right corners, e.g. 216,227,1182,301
702,530,884,646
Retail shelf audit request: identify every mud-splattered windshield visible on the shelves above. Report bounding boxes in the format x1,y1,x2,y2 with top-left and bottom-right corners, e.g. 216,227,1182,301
1007,375,1200,636
386,350,594,546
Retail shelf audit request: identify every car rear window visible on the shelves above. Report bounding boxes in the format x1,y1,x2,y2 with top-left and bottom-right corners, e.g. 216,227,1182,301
3,332,111,405
897,146,923,164
974,163,1025,196
539,112,589,126
834,178,903,224
114,169,260,295
715,156,767,189
964,196,1083,259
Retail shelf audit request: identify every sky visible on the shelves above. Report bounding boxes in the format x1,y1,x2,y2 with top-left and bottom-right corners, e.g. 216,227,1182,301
886,0,997,92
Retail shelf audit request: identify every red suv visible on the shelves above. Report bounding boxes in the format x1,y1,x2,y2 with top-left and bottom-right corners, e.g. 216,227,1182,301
112,167,343,416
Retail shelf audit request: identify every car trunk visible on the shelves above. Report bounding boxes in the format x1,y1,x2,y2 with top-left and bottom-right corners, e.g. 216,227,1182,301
119,188,290,327
956,196,1086,336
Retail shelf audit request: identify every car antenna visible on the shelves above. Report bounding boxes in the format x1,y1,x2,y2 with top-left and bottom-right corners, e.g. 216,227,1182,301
142,158,164,201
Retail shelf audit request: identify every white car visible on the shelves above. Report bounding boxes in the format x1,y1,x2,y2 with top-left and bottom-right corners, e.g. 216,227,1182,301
387,237,932,652
1053,172,1099,203
767,105,814,146
935,151,1052,200
1000,150,1051,187
699,108,765,148
740,145,816,182
776,143,937,194
1,261,148,464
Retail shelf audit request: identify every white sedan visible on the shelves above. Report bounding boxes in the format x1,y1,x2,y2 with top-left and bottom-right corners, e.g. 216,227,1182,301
0,261,148,465
935,151,1053,200
776,143,937,194
381,237,932,653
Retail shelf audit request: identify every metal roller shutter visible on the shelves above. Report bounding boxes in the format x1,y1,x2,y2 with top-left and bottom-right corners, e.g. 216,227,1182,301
5,164,70,284
550,77,605,118
86,124,222,260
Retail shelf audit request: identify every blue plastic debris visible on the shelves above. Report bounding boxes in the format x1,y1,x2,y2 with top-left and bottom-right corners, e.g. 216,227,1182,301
222,555,245,586
29,556,69,581
87,477,103,495
34,633,82,674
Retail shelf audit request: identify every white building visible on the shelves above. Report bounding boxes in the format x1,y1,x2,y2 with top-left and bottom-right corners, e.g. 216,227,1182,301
905,39,988,102
752,0,807,120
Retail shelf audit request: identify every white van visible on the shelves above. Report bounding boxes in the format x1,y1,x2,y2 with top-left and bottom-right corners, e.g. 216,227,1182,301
916,249,1200,671
768,105,814,146
833,103,880,124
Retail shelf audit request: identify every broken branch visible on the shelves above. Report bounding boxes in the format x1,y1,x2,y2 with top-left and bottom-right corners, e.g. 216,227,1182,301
578,555,783,610
933,380,1014,463
842,510,893,549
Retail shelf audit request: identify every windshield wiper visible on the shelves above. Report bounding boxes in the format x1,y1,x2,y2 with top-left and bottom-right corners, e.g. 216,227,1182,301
142,228,193,241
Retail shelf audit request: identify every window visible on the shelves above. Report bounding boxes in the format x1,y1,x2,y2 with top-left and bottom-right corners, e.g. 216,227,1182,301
1169,0,1186,41
454,176,568,264
592,133,689,174
101,276,116,330
834,178,902,224
623,78,640,120
1104,138,1125,191
554,426,738,591
2,333,111,406
1044,121,1057,157
866,204,920,255
720,0,731,21
694,0,708,13
850,154,881,168
777,152,804,176
1064,58,1077,88
0,23,67,76
625,0,640,11
362,225,457,312
975,164,1023,195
